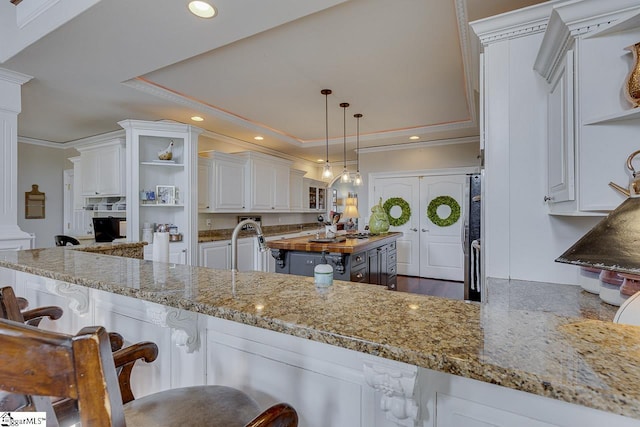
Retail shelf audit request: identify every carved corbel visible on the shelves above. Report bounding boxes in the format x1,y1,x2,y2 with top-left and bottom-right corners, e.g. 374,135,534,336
363,361,420,427
271,249,286,268
329,254,346,274
144,302,200,353
45,280,90,316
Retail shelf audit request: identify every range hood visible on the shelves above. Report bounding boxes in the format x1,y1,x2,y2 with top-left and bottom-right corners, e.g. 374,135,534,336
556,150,640,274
556,197,640,274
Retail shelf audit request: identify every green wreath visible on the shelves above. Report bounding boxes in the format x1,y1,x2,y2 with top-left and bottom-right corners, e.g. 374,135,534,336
427,196,460,227
383,197,411,227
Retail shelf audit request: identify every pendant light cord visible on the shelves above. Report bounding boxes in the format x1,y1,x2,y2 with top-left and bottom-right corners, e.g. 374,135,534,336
343,105,347,169
325,93,329,163
356,114,360,172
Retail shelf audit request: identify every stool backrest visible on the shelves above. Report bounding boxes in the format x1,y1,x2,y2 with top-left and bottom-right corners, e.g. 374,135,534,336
54,235,80,246
0,318,125,426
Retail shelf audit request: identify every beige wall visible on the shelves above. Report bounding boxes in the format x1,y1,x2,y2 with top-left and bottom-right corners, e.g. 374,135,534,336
355,141,481,219
18,143,75,248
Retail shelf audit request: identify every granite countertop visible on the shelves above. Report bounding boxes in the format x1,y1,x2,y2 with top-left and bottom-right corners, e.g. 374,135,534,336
198,223,319,242
0,248,638,420
267,232,401,254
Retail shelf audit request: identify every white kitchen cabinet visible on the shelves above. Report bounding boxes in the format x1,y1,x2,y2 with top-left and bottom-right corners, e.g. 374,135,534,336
120,120,202,265
199,238,256,271
304,178,327,212
77,139,125,197
198,152,246,212
545,50,575,207
198,158,212,212
289,169,306,211
239,152,292,212
534,4,640,215
143,243,187,265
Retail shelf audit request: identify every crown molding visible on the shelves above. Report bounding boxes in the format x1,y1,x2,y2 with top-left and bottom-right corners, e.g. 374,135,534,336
470,1,558,46
18,136,63,148
123,78,304,147
200,129,320,168
0,67,32,85
455,0,478,125
358,136,479,154
533,9,574,82
125,77,478,149
19,129,126,149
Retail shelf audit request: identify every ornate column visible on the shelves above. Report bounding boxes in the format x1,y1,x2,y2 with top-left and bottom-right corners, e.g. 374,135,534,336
0,67,32,249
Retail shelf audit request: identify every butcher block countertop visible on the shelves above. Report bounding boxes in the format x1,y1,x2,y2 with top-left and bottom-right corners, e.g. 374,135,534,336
0,248,637,420
267,232,401,254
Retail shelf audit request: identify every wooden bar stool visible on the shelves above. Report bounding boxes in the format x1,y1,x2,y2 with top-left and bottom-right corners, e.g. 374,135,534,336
0,289,298,427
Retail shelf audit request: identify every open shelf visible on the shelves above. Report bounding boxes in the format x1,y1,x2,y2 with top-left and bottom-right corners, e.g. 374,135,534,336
584,107,640,125
140,161,184,167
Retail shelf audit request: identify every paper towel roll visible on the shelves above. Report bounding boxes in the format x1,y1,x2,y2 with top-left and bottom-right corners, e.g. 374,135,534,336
153,232,169,263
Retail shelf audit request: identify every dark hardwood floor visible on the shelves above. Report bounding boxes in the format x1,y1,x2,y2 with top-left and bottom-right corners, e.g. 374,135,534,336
396,275,464,300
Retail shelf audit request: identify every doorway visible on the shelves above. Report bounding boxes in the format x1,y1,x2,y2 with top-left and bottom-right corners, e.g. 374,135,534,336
372,169,474,281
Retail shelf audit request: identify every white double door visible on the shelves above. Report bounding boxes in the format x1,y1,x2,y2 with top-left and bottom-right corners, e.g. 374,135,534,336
373,174,466,281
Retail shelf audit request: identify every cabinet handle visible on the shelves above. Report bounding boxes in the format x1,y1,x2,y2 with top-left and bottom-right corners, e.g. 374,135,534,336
356,272,363,279
543,195,553,202
410,228,418,232
421,228,428,232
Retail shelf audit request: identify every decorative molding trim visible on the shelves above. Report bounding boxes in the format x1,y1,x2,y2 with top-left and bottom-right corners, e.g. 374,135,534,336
122,78,302,146
470,1,556,46
363,361,420,427
166,309,200,354
18,129,126,149
200,130,326,169
46,280,90,316
358,136,479,154
16,0,60,29
18,136,65,148
455,0,478,127
143,302,201,353
118,119,203,136
534,9,573,82
0,67,33,86
125,77,477,149
369,166,480,181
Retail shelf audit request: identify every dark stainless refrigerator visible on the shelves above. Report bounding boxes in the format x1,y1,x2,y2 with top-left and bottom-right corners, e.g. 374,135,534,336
464,173,482,301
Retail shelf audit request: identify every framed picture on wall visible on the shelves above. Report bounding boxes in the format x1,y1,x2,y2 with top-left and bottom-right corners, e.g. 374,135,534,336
156,185,175,205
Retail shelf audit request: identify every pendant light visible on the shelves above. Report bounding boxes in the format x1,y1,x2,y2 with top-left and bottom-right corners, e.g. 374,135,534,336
340,102,351,183
353,113,363,186
321,89,333,180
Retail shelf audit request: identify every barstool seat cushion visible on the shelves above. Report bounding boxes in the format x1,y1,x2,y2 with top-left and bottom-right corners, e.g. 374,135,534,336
123,385,261,427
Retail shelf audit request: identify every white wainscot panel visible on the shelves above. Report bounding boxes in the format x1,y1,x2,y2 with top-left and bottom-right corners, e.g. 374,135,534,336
15,271,93,334
91,289,206,398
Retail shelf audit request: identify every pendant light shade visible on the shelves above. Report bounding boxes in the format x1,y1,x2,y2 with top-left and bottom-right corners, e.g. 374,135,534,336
353,113,363,187
340,102,351,183
321,89,333,180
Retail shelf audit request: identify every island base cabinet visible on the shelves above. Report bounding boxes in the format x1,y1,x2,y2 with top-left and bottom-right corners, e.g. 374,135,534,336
205,321,366,427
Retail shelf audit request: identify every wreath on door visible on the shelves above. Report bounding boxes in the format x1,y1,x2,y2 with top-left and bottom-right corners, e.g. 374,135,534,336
383,197,411,227
427,196,460,227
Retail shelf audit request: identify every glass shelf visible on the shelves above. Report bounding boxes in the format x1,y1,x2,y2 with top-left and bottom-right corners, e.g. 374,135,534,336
139,204,185,207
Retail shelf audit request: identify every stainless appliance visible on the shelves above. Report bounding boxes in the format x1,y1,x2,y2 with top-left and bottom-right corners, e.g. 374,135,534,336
463,173,482,301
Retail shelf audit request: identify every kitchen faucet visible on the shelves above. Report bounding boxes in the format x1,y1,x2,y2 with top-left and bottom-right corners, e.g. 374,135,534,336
231,219,268,273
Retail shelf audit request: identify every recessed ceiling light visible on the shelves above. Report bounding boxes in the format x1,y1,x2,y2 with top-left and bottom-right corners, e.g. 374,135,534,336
317,159,324,163
188,1,216,18
254,136,264,141
191,116,204,122
409,136,420,140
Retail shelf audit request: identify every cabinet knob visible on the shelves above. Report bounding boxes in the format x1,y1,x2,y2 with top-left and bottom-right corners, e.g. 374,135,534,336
421,228,428,232
543,195,553,202
410,228,418,232
356,272,363,279
355,256,362,262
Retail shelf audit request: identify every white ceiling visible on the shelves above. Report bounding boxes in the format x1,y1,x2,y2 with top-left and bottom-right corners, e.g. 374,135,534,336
1,0,546,163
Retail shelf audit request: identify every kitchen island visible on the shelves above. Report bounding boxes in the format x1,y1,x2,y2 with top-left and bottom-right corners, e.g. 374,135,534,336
268,232,401,289
0,248,638,426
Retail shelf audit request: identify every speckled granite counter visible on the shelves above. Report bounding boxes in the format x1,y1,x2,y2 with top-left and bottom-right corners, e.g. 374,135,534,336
70,241,147,259
198,223,319,242
0,248,638,420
